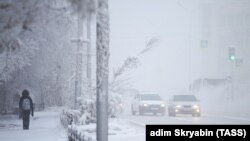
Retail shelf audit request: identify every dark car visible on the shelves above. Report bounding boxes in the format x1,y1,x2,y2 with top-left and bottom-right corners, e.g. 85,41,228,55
168,94,201,117
131,94,166,116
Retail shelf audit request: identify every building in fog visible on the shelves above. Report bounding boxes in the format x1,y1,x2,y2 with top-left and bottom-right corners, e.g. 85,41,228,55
198,0,250,81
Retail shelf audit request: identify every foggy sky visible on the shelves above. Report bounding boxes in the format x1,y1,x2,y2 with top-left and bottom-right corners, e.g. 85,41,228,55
109,0,250,95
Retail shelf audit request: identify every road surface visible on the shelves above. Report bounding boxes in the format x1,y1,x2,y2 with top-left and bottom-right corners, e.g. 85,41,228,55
122,110,250,125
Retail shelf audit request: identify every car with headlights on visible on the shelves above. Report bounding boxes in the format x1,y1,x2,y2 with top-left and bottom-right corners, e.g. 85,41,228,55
168,94,201,117
131,94,166,116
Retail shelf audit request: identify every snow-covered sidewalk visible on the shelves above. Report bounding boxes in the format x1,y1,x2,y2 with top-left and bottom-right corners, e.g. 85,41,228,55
0,108,145,141
0,108,67,141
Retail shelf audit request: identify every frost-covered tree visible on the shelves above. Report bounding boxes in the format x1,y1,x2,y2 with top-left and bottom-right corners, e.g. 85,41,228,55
0,0,42,84
0,37,37,84
0,0,39,47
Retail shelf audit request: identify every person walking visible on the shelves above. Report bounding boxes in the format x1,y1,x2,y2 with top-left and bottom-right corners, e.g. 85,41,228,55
19,89,34,130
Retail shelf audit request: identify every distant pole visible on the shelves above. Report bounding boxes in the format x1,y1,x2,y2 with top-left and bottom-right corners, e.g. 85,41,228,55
87,15,92,95
96,0,110,141
74,12,84,109
231,60,234,100
228,47,236,100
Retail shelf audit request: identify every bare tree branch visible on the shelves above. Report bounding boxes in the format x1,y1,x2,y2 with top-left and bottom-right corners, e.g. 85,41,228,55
110,37,159,95
138,37,159,56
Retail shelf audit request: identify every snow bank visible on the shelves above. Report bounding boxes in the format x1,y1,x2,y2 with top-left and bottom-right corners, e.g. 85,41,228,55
67,118,144,141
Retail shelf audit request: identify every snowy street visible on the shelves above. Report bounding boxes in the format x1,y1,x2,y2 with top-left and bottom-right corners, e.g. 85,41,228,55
125,113,250,125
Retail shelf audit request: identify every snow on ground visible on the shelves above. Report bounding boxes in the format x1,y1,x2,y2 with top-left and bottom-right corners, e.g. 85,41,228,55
69,117,145,141
109,118,144,141
0,107,67,141
0,107,145,141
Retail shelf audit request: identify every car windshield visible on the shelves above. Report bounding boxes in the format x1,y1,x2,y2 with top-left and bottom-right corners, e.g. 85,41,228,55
140,94,162,101
173,95,197,102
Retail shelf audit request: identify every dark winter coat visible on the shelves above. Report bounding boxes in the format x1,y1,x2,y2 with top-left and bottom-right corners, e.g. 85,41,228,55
19,95,34,116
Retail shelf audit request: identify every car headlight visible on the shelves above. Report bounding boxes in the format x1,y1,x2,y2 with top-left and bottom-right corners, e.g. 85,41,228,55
143,103,148,107
193,105,199,109
175,105,182,108
160,103,165,107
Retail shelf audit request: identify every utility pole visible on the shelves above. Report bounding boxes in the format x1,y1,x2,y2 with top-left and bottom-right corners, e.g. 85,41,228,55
96,0,110,141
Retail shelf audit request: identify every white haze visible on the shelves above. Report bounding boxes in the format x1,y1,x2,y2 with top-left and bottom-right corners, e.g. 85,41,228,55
109,0,250,119
109,0,250,96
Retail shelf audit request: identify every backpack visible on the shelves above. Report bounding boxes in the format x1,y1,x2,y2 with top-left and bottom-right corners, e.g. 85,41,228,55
22,98,31,110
